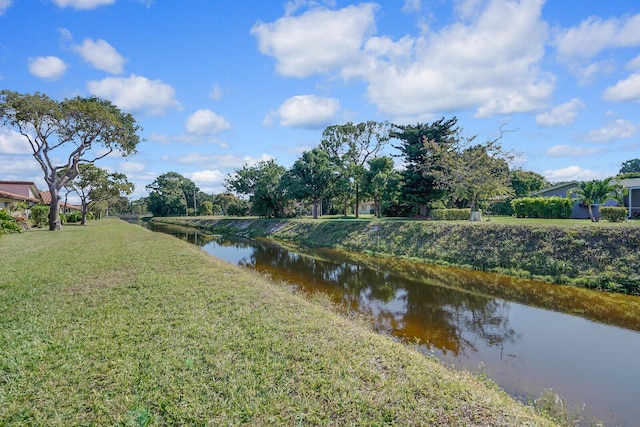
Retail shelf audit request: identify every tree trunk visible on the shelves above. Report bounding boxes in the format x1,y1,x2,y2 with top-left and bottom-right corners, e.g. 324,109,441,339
48,187,62,231
469,198,482,222
355,184,360,219
312,200,319,219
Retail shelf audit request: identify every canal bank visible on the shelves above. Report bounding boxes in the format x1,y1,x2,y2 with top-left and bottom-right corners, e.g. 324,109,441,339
151,217,640,294
0,219,562,426
147,220,640,427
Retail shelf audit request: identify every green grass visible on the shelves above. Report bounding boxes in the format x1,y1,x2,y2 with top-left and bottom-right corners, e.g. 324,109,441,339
0,219,560,426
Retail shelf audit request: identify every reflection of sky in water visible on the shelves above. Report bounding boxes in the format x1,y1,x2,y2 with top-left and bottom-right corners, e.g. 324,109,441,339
201,242,253,266
151,223,640,427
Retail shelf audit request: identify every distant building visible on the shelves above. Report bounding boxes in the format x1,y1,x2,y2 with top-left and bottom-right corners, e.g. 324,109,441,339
531,179,638,219
0,181,81,213
0,181,42,209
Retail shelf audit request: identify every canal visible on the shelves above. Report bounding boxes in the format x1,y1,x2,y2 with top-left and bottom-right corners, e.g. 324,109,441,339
147,221,640,426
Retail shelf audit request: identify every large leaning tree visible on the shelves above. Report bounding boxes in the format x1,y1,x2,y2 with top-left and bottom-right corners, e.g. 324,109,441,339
0,90,141,230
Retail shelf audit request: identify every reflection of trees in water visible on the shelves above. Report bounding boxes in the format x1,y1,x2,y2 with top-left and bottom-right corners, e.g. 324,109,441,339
244,241,519,358
149,224,520,359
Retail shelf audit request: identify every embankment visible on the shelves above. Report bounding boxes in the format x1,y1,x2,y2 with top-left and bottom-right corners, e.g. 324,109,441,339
0,219,561,426
152,217,640,294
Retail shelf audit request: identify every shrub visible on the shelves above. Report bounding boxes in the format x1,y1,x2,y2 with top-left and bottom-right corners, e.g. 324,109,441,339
600,206,627,222
66,211,83,223
430,208,471,220
511,197,572,219
30,204,50,228
0,209,22,236
383,204,415,217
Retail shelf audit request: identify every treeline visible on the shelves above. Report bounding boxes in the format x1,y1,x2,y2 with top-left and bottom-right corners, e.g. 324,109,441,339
139,117,552,219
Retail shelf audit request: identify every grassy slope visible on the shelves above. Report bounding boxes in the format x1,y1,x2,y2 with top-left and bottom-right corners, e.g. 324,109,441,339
158,217,640,293
0,219,559,426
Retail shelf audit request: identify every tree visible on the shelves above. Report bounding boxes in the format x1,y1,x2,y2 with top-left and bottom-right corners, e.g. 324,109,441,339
391,118,460,216
66,164,134,225
619,158,640,174
198,201,215,216
569,177,623,222
225,160,292,218
286,148,338,219
420,125,515,221
0,91,141,230
362,156,401,217
321,121,389,218
212,193,241,215
146,172,197,217
510,169,549,198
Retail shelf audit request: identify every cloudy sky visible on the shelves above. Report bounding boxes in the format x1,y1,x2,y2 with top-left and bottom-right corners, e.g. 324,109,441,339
1,0,639,199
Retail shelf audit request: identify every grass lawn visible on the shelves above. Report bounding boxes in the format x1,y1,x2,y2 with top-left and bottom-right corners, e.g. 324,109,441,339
0,219,562,426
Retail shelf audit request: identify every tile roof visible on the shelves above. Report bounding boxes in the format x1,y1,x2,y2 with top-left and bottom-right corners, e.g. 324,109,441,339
0,188,41,203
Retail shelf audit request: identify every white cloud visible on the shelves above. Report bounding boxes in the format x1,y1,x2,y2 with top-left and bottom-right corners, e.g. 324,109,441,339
627,54,640,71
0,0,11,15
402,0,420,13
209,84,223,100
119,161,145,173
254,1,552,119
177,153,273,169
187,170,225,184
251,3,377,78
536,98,585,127
586,119,637,142
0,156,41,179
545,145,601,157
28,56,68,80
72,38,126,74
554,14,640,64
364,0,553,118
275,95,340,129
603,73,640,103
86,74,181,115
185,109,232,135
52,0,115,10
543,165,606,182
0,128,31,154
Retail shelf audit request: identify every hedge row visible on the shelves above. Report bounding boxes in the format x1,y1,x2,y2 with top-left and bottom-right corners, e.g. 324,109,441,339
600,206,627,222
430,208,471,221
511,197,572,219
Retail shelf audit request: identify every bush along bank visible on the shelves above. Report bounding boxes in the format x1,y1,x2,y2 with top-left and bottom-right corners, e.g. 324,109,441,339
152,217,640,294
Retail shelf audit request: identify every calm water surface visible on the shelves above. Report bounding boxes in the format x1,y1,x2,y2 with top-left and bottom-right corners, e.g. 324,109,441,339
148,222,640,427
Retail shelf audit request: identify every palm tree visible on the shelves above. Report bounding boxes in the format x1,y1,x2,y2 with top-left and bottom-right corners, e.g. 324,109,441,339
569,177,623,222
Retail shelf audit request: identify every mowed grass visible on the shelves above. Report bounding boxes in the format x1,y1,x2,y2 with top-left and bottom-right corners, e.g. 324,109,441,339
0,219,559,426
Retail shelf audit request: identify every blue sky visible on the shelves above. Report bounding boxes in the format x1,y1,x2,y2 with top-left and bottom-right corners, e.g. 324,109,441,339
1,0,640,200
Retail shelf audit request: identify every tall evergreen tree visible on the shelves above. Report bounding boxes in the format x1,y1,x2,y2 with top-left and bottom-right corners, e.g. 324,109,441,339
391,117,460,216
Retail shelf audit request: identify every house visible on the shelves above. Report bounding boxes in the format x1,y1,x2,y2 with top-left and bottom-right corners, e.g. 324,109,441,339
0,181,43,210
0,181,81,214
619,177,640,218
530,179,636,219
357,200,375,215
39,191,82,213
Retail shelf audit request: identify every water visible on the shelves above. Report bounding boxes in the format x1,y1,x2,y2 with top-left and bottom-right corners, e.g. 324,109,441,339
148,222,640,426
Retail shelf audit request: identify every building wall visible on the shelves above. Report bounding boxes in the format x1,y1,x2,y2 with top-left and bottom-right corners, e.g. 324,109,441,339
0,182,40,199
